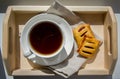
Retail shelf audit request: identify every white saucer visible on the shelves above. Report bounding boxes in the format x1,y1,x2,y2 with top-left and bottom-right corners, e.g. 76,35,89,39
20,13,74,66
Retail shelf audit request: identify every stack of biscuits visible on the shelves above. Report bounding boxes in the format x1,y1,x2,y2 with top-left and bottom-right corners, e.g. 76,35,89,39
73,24,100,58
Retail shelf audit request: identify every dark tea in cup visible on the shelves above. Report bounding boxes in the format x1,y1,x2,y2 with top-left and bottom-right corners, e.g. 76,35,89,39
28,21,64,57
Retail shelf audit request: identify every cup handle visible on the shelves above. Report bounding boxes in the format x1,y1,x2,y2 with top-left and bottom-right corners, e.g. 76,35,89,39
24,50,32,57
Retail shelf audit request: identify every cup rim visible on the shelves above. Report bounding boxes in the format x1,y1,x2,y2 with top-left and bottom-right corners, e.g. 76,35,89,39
27,20,65,58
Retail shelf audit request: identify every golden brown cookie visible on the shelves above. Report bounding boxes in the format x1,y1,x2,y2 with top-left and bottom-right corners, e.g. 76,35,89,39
73,24,94,47
78,36,100,58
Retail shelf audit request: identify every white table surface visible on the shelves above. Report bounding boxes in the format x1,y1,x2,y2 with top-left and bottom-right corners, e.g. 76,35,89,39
0,13,120,79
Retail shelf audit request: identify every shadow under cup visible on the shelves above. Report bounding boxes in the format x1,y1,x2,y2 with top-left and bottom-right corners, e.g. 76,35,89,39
27,21,65,58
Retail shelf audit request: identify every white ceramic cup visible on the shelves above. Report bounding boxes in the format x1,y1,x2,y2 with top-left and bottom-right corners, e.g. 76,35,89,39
20,13,74,66
27,20,65,58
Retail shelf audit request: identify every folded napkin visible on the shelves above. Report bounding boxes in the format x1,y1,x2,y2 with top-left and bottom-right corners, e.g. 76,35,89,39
47,1,87,78
46,0,102,78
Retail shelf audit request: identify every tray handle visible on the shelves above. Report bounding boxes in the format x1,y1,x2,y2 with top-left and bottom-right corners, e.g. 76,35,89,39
107,7,118,61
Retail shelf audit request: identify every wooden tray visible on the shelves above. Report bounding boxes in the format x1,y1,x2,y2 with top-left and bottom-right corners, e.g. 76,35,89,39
2,6,117,76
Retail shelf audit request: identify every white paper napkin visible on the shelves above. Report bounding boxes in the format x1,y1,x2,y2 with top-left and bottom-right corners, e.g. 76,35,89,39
47,1,87,78
46,0,102,78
